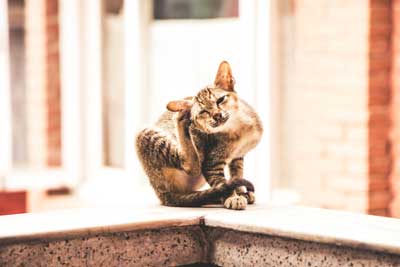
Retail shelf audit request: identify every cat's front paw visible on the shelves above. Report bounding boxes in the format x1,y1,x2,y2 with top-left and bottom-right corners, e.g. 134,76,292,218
177,109,191,124
224,194,248,210
176,110,193,137
236,186,255,205
243,191,255,204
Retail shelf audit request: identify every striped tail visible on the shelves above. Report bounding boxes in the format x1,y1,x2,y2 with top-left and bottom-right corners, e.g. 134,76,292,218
162,179,254,207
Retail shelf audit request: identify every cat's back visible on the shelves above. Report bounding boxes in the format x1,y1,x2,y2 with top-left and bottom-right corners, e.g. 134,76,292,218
218,97,263,161
233,98,263,134
238,97,263,142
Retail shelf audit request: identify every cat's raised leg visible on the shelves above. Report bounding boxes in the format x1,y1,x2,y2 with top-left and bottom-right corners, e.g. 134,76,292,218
176,110,201,177
228,157,255,204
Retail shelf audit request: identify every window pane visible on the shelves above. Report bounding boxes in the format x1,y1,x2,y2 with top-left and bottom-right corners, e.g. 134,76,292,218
102,0,125,167
8,0,63,169
8,0,28,167
153,0,239,20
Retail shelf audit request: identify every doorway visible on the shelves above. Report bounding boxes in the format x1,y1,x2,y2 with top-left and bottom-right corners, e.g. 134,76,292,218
147,0,257,123
143,0,268,197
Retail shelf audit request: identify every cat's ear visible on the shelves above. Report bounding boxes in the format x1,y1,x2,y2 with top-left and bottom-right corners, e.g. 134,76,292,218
214,60,235,91
166,100,192,112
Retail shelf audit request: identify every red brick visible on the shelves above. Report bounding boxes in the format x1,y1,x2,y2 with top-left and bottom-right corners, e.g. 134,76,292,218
367,0,392,215
45,0,58,15
391,0,400,217
368,190,392,209
370,178,390,191
0,191,27,215
26,0,62,167
368,209,390,216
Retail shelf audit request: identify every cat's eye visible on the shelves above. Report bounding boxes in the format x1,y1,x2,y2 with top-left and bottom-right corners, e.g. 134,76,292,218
217,95,227,105
199,110,209,116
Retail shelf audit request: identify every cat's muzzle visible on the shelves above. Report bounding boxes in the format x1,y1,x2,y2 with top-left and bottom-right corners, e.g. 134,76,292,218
211,114,229,128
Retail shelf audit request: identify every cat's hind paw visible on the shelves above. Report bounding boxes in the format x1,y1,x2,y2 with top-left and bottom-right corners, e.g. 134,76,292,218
224,194,248,210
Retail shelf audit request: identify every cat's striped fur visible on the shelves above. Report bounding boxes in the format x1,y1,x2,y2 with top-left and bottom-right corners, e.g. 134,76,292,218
136,61,262,209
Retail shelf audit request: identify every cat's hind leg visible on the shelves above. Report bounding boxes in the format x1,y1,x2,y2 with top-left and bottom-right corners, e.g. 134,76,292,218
160,178,254,207
136,127,182,169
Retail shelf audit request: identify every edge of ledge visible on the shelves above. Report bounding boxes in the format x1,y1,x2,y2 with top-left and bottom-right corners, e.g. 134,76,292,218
204,206,400,255
0,205,400,256
0,207,202,245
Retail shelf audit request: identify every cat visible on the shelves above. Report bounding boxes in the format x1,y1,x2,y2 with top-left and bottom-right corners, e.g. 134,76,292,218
136,61,263,210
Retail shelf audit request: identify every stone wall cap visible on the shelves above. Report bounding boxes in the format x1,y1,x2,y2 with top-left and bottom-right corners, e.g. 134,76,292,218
0,204,399,255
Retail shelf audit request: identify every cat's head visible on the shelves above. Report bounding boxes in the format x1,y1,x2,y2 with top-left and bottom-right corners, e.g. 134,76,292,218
167,61,239,133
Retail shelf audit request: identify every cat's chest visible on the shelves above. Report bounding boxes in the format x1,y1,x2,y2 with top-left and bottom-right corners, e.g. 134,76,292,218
227,126,262,162
194,108,263,163
203,123,262,164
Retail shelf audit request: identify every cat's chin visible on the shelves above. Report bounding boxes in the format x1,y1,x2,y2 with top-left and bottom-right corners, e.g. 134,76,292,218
195,126,218,134
193,124,226,134
206,124,230,134
210,122,227,129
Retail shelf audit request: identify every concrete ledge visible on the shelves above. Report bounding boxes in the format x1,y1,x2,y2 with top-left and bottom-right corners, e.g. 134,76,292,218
0,205,400,266
207,227,400,267
205,206,400,255
0,226,206,266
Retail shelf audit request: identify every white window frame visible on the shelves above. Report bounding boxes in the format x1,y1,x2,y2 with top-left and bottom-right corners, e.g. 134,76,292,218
59,0,85,188
145,0,272,202
40,0,152,201
62,0,273,201
0,0,76,190
74,0,149,198
0,0,272,202
0,0,12,189
254,0,272,202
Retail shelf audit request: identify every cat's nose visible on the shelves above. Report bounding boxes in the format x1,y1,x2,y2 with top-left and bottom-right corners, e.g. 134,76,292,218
213,113,223,121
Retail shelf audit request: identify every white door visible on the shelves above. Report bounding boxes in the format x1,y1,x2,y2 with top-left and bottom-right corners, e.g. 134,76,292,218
146,0,260,191
148,0,257,123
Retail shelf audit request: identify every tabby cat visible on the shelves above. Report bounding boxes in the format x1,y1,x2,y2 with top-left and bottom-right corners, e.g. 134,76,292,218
136,61,263,210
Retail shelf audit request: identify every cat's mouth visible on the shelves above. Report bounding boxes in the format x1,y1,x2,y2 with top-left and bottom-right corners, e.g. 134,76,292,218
211,115,229,128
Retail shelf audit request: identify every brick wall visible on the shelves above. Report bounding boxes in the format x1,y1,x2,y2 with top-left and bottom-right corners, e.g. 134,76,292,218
279,0,395,215
44,0,61,166
391,0,400,217
278,0,400,216
368,0,392,216
280,0,371,212
25,0,61,167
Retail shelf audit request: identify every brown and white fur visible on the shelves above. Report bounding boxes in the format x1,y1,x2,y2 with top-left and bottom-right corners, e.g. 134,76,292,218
136,61,263,210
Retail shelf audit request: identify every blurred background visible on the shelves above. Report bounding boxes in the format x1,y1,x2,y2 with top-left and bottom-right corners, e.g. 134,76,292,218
0,0,399,218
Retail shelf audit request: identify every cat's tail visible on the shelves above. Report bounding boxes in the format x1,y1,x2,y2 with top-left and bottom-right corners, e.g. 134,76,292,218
161,179,254,207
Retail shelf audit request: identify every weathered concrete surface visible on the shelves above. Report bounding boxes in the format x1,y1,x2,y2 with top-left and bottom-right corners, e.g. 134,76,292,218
206,227,400,267
2,206,400,266
2,206,400,255
0,226,207,267
2,225,400,267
